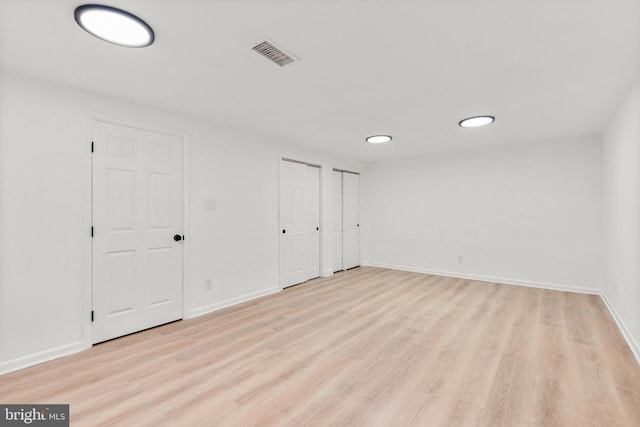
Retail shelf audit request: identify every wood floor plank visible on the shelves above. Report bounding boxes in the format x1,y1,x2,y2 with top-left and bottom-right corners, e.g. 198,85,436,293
1,267,639,426
586,296,640,426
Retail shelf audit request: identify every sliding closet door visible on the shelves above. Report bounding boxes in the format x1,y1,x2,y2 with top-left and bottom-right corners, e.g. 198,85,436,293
342,172,360,270
280,160,320,288
332,170,343,272
305,166,320,280
333,170,360,272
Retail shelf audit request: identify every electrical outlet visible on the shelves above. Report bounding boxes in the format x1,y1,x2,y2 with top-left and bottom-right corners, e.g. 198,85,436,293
457,256,464,264
205,279,213,291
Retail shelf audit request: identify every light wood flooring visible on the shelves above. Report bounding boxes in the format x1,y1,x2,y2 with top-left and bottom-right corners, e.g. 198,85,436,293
1,267,640,426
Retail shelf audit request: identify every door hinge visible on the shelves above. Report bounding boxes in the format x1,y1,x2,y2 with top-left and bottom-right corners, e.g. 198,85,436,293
91,141,94,153
91,311,94,322
91,226,94,237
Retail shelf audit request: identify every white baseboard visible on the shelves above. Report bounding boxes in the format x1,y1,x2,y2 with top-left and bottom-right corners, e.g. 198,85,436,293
0,340,86,375
0,288,281,375
364,261,640,367
599,291,640,366
363,262,600,295
188,286,281,318
4,272,637,378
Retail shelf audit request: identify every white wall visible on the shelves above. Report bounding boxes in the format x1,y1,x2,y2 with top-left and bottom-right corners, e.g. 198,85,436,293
0,72,86,371
603,75,640,359
0,70,361,373
362,136,604,291
6,64,638,373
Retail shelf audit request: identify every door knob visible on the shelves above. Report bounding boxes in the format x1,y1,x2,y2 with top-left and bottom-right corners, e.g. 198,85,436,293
173,234,182,241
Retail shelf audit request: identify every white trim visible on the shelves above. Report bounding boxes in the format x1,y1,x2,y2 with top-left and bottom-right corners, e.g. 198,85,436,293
318,164,326,279
0,341,85,376
189,287,281,318
364,262,640,366
90,115,188,140
363,262,600,295
599,291,640,366
278,153,283,290
181,133,192,319
281,157,321,168
80,112,94,351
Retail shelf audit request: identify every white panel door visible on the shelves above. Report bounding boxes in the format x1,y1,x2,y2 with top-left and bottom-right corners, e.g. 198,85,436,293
280,160,320,288
92,121,183,344
343,172,360,270
332,170,343,272
280,161,307,288
305,166,320,281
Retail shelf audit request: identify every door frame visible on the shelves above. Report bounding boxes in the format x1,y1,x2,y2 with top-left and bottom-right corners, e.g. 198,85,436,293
342,170,361,270
332,169,344,273
332,168,360,272
81,113,191,350
279,157,322,290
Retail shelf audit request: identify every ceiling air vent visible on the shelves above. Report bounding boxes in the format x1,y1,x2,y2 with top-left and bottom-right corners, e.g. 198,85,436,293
252,40,296,67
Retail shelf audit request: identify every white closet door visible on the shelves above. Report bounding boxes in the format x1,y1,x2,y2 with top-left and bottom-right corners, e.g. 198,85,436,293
92,121,183,344
280,160,320,288
332,170,343,272
305,166,320,281
280,161,307,288
343,172,360,270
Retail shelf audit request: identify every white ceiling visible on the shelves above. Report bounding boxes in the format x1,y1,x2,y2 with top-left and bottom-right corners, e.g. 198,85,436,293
1,0,639,162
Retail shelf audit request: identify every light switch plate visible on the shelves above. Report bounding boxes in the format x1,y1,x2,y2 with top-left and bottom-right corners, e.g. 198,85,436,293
205,199,216,211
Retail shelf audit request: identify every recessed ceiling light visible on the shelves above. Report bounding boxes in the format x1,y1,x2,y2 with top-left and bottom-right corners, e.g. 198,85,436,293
459,116,495,128
366,135,392,144
74,5,155,48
